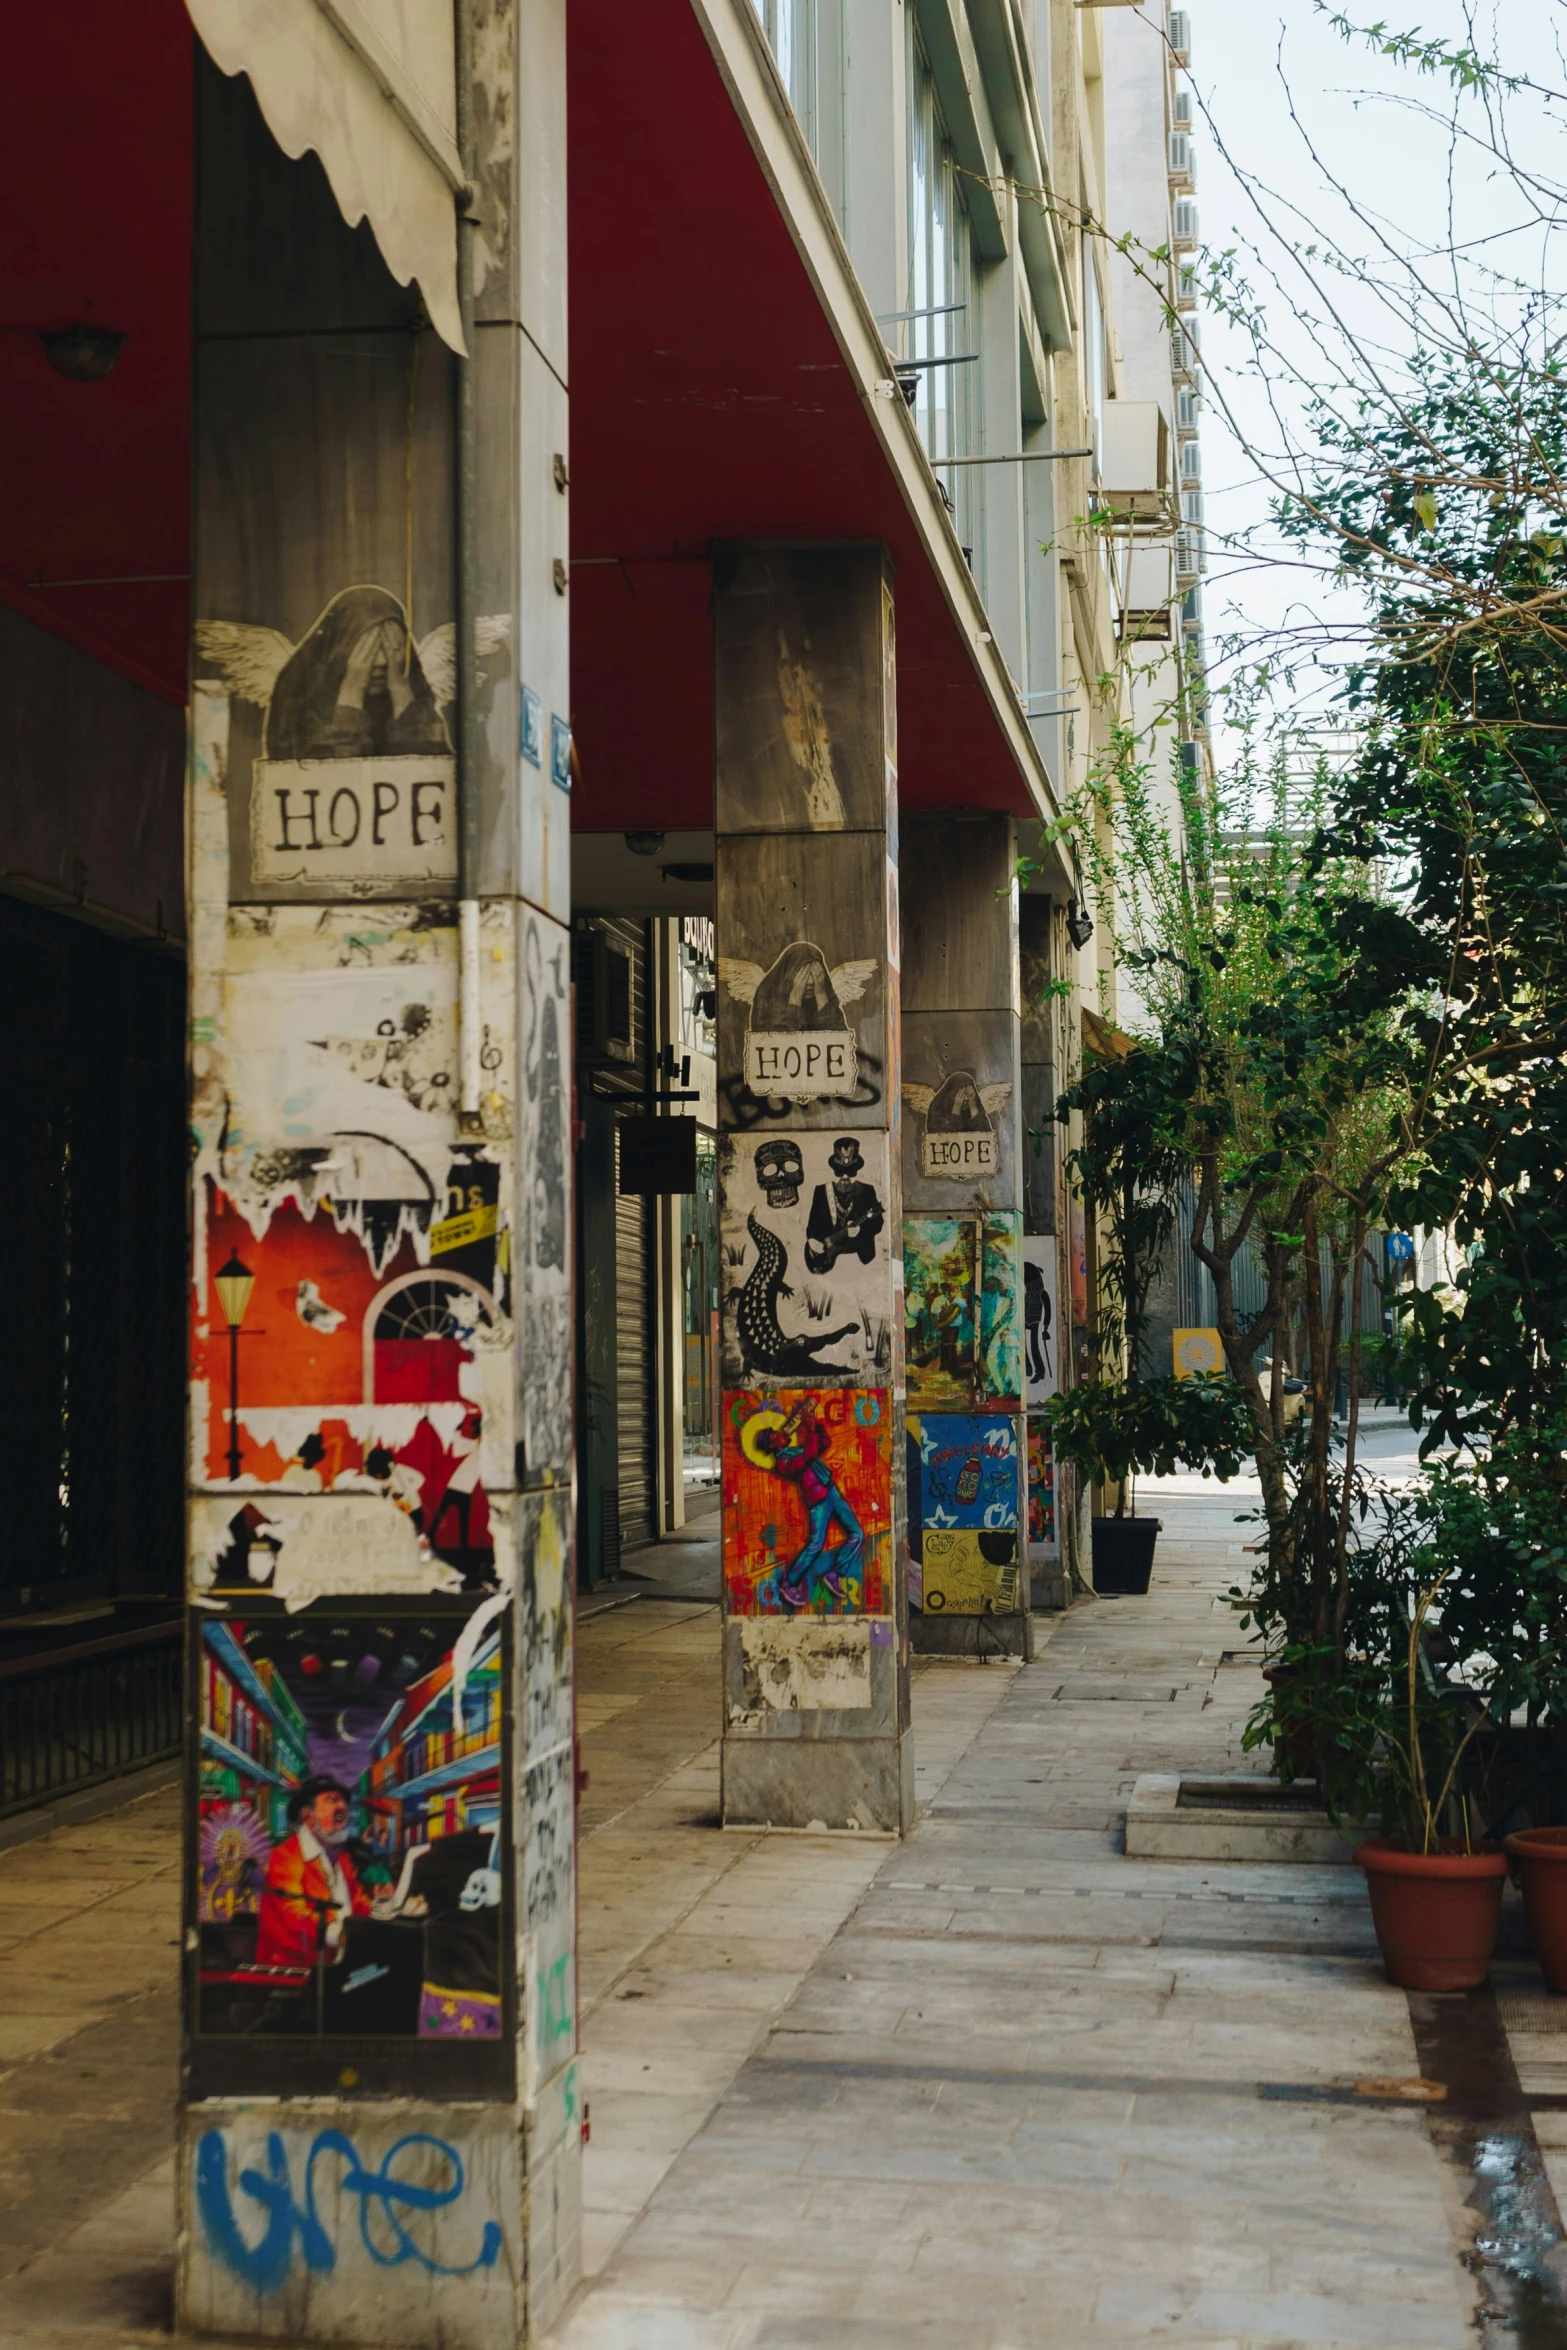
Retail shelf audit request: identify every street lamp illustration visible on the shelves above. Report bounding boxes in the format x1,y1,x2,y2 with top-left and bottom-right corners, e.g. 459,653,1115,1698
214,1252,256,1481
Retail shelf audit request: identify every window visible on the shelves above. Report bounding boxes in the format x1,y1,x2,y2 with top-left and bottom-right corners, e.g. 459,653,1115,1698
1082,241,1106,466
907,40,977,550
751,0,817,149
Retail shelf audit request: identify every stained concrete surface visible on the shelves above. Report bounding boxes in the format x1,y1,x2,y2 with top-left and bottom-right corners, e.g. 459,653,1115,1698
0,1451,1554,2347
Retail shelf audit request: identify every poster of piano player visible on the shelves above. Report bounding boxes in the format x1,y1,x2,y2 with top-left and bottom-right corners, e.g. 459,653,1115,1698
194,1608,506,2040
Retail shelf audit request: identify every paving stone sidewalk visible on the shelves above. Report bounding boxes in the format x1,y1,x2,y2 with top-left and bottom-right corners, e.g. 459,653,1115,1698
549,1480,1486,2350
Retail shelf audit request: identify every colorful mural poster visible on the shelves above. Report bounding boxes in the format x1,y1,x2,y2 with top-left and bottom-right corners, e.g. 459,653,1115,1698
1022,1235,1060,1409
904,1213,1022,1408
1027,1417,1057,1553
722,1387,891,1614
719,1131,893,1387
907,1411,1021,1614
188,913,515,1602
196,1608,506,2040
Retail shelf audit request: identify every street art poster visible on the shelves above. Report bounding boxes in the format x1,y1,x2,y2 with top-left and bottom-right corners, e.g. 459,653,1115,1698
719,1131,892,1387
1023,1235,1060,1410
907,1412,1021,1615
196,590,509,894
718,941,876,1101
904,1212,1022,1409
196,1606,508,2040
902,1071,1013,1184
722,1387,891,1614
1027,1418,1057,1554
189,909,514,1594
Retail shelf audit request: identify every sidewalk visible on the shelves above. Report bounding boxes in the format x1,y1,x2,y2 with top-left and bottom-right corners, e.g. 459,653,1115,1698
2,1478,1560,2346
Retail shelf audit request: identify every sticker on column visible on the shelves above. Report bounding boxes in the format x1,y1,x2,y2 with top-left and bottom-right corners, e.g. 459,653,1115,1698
195,591,509,891
720,942,875,1100
1022,1235,1060,1407
903,1072,1012,1181
720,1132,892,1385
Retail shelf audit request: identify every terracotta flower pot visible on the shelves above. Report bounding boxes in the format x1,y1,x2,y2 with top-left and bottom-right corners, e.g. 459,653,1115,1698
1355,1837,1508,1991
1504,1827,1567,1993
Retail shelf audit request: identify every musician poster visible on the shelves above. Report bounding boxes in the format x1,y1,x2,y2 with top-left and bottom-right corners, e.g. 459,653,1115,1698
719,1131,893,1388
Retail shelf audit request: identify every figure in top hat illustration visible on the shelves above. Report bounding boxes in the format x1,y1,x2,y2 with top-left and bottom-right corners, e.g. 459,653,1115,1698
804,1136,884,1273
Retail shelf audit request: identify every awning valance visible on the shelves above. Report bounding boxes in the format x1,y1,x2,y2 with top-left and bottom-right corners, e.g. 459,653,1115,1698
186,0,465,352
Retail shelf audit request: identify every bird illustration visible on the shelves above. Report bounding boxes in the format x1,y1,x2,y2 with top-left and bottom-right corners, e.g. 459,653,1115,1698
295,1280,346,1335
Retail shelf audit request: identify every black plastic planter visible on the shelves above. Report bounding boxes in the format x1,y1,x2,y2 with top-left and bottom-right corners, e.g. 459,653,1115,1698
1091,1516,1161,1596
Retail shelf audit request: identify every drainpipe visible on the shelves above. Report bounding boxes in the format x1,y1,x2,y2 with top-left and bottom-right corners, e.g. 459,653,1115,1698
455,0,482,1131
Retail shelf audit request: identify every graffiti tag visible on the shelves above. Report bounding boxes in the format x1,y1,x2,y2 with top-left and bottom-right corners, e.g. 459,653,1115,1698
194,2127,503,2295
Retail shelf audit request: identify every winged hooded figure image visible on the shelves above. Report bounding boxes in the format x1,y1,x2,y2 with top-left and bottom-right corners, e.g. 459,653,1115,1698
903,1070,1014,1179
720,941,878,1100
196,589,510,883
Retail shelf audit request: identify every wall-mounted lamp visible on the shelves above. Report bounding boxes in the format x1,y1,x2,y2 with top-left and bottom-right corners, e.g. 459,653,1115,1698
1065,901,1096,951
41,325,125,383
624,829,666,857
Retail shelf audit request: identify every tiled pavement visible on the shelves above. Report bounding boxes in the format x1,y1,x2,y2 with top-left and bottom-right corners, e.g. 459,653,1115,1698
0,1463,1543,2346
549,1479,1485,2350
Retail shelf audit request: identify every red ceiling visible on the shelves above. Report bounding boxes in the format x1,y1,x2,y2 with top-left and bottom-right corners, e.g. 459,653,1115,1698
0,0,1038,809
0,2,192,706
567,0,1036,830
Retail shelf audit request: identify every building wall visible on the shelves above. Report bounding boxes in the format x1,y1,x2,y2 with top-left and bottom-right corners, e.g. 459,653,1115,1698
0,605,185,944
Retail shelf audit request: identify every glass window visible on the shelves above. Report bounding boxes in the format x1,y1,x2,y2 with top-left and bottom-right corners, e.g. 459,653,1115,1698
750,0,817,151
907,43,977,552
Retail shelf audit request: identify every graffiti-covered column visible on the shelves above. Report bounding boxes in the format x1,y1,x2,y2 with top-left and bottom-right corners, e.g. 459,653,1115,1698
901,816,1032,1658
178,7,577,2344
714,543,911,1834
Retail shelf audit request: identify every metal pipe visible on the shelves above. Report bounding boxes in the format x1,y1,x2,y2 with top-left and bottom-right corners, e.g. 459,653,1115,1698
454,0,482,1127
929,448,1094,466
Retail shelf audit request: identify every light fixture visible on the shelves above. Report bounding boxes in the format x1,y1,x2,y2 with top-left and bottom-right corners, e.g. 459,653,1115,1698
215,1252,255,1483
624,829,666,857
1065,901,1096,951
41,325,125,383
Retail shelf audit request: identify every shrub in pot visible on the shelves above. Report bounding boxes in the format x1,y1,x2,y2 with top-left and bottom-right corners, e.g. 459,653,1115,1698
1047,1374,1253,1595
1307,1447,1567,1990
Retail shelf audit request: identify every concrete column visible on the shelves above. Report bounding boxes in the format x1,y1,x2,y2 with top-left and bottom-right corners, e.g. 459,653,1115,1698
901,814,1031,1658
1020,893,1067,1608
177,4,578,2340
714,542,911,1835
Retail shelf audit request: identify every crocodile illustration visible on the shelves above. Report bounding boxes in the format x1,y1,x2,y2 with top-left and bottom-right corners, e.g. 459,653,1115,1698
736,1211,858,1376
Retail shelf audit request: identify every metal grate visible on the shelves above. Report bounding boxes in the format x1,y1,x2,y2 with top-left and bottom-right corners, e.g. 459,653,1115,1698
0,1620,183,1817
0,895,184,1619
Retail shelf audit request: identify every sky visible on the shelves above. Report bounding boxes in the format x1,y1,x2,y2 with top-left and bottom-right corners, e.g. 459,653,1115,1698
1180,0,1566,766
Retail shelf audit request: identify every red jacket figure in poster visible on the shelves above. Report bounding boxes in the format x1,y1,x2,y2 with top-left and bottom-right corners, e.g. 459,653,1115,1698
256,1777,371,1968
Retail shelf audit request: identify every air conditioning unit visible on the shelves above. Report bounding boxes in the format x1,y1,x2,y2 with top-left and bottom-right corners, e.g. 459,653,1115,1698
1173,87,1193,128
1177,385,1201,432
1169,9,1191,64
1173,196,1199,250
1117,543,1176,642
1171,326,1197,381
1175,530,1200,582
1181,486,1204,528
573,929,635,1063
1097,401,1173,521
1168,131,1194,185
1180,438,1203,483
1177,263,1198,312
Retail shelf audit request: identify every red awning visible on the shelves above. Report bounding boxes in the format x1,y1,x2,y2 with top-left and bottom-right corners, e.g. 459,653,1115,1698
567,0,1050,832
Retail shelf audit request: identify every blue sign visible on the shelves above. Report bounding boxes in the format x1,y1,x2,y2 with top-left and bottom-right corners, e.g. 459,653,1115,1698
519,685,542,767
550,714,572,794
1385,1232,1415,1263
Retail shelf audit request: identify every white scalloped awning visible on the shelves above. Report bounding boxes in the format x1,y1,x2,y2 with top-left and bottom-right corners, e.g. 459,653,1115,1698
186,0,465,353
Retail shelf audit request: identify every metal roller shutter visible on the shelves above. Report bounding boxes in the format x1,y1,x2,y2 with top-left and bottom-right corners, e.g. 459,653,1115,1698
614,1161,655,1551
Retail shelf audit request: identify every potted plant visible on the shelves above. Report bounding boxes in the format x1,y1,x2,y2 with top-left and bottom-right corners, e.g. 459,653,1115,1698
1047,1372,1253,1594
1051,1039,1251,1594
